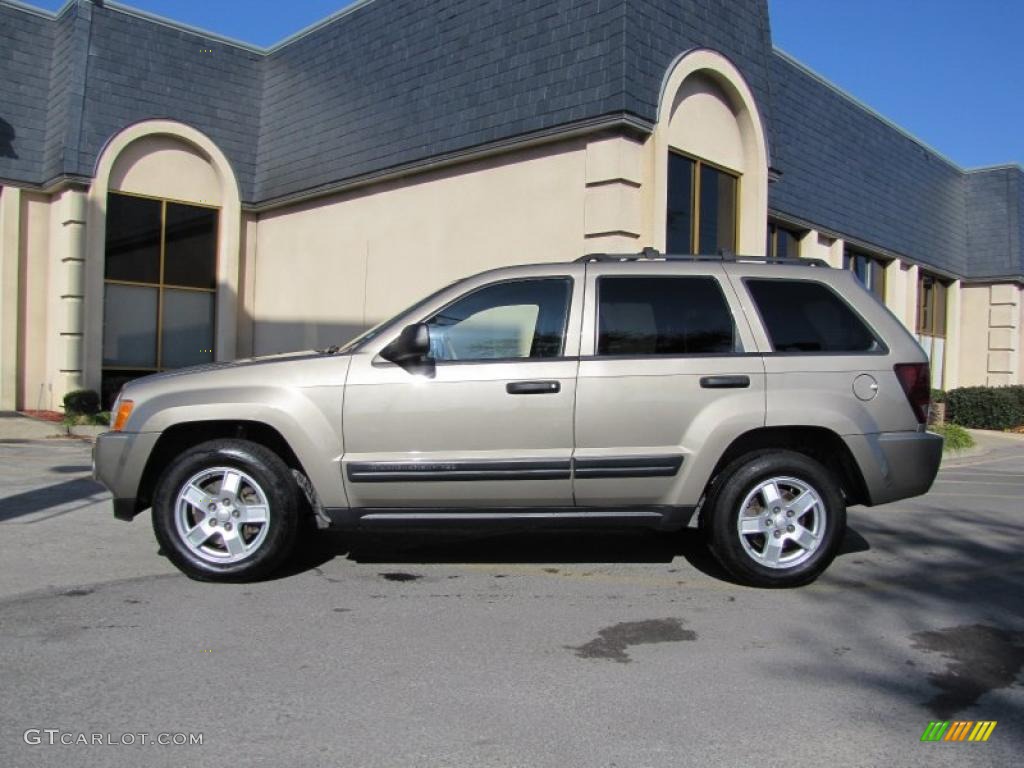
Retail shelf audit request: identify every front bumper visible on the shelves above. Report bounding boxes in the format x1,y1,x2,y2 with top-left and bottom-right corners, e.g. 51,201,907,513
92,431,160,520
843,430,944,506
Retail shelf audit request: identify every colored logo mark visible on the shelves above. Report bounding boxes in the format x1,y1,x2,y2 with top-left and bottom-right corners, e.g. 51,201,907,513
920,721,997,742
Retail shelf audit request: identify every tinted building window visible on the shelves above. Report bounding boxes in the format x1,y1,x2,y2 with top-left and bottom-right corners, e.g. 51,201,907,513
746,279,878,353
666,152,738,255
103,192,218,403
164,203,218,289
666,153,694,253
917,272,948,337
843,248,887,299
426,279,571,361
699,164,737,254
767,222,801,261
105,194,162,284
597,277,737,356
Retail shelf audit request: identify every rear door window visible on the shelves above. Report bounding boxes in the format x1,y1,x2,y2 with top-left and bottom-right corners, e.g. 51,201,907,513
745,279,879,353
596,276,737,356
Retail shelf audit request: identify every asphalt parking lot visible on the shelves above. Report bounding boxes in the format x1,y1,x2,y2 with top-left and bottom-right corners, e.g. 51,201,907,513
1,422,1022,768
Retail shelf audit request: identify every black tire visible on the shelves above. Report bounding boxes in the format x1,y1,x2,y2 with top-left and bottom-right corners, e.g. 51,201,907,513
151,439,301,582
703,450,846,588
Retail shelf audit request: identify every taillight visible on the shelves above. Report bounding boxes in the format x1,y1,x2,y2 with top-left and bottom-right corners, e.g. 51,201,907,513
893,363,930,425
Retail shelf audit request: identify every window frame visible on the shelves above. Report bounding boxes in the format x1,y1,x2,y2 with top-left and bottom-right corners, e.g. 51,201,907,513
916,271,948,339
742,276,889,356
666,149,740,255
416,276,576,365
842,247,888,300
766,221,802,261
592,274,744,359
102,190,219,373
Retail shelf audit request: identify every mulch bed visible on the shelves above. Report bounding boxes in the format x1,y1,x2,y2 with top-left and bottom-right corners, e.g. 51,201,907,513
19,410,64,423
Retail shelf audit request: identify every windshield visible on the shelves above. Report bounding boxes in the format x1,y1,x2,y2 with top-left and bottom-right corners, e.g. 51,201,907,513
336,278,468,354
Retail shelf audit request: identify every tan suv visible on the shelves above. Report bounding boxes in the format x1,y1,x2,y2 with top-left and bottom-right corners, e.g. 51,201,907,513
93,252,942,587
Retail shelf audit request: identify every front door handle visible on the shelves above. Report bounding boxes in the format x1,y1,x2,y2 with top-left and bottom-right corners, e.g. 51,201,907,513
700,375,750,389
506,380,561,395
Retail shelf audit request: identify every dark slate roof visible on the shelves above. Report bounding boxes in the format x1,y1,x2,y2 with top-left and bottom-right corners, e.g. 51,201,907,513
80,2,264,197
768,50,968,277
2,0,774,203
256,0,631,201
0,0,1021,280
966,166,1024,279
624,0,774,149
256,0,775,202
0,2,53,179
41,4,81,182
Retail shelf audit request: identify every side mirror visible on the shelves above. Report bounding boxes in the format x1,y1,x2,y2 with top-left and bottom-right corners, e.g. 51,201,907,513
381,323,435,377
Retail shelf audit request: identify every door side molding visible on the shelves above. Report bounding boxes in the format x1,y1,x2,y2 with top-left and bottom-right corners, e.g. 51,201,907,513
573,455,684,479
346,455,684,482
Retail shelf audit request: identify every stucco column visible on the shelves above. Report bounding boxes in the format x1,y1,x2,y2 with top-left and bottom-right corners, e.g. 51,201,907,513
57,190,87,400
583,136,643,253
238,213,259,358
0,186,22,410
986,283,1020,385
884,260,903,318
796,229,842,266
903,264,920,332
943,280,961,390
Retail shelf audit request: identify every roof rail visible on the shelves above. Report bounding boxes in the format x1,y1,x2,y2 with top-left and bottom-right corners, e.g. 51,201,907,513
576,248,830,268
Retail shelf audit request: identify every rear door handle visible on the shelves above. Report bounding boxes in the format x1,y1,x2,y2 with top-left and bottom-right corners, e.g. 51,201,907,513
506,380,561,395
700,375,750,389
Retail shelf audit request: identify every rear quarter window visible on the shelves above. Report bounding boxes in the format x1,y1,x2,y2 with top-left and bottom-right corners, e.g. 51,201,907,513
745,278,880,353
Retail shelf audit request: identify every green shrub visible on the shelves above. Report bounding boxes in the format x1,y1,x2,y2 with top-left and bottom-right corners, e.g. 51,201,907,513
61,411,111,428
930,388,945,404
931,423,974,452
63,389,100,415
1007,385,1024,411
945,386,1024,430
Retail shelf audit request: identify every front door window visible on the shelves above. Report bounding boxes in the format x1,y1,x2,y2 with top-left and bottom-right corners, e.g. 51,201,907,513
425,279,571,362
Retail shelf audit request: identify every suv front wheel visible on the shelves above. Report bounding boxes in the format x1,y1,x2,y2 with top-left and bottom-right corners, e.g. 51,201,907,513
704,450,846,588
151,439,301,582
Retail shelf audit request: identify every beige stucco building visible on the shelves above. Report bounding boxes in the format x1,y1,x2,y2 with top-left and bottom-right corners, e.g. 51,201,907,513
1,0,1022,411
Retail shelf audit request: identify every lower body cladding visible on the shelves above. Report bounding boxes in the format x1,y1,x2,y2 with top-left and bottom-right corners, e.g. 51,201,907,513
323,506,697,531
842,430,944,505
333,455,692,530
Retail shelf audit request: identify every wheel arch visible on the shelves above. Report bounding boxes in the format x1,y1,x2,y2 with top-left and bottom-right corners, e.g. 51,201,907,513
702,426,869,510
133,420,310,517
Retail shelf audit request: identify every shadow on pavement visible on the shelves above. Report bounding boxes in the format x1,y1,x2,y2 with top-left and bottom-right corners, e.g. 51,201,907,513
776,508,1024,745
279,524,872,585
0,477,107,522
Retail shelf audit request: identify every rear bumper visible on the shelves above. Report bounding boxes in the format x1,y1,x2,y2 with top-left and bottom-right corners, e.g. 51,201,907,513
844,430,944,506
92,431,160,520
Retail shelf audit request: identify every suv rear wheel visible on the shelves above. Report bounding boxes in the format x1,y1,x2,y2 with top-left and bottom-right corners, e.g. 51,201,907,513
151,439,301,582
704,450,846,588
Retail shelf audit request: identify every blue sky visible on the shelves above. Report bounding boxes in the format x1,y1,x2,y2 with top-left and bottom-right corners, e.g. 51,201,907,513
769,0,1023,168
24,0,1023,168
